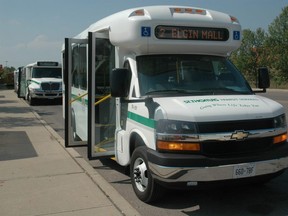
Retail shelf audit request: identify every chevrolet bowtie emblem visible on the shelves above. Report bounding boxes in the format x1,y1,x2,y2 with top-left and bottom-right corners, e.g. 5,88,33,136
231,130,249,140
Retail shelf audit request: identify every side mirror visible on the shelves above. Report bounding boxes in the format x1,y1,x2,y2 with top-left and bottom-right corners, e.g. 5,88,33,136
257,67,270,92
110,68,131,97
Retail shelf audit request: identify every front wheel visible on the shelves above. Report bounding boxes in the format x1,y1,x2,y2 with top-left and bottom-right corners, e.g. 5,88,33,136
28,91,36,105
130,146,163,203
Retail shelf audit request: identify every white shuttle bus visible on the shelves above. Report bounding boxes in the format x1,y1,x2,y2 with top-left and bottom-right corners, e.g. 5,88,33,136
63,5,288,202
20,61,62,105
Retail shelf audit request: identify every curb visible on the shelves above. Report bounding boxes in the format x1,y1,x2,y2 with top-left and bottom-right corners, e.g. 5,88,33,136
19,98,141,216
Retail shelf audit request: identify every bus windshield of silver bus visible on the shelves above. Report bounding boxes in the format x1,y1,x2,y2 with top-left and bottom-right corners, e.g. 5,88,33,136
137,55,252,96
32,68,62,78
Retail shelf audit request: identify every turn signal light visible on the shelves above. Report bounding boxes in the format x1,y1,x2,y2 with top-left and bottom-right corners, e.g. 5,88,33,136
157,141,200,151
273,133,287,144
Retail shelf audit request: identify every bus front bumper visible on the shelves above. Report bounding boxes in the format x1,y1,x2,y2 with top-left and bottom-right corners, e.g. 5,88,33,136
147,146,288,184
31,91,62,99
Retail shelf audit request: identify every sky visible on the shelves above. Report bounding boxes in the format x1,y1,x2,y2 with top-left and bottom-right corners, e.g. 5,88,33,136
0,0,287,68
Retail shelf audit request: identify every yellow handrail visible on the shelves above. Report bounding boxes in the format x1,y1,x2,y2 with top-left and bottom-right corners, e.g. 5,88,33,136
95,94,111,106
69,92,88,104
70,93,111,106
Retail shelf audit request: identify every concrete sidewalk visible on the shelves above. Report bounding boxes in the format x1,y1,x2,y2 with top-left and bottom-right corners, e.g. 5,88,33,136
0,89,140,216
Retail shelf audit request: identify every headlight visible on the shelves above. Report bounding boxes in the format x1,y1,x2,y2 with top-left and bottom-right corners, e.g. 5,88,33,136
156,119,200,152
273,114,286,128
273,114,287,145
156,119,198,134
29,88,40,92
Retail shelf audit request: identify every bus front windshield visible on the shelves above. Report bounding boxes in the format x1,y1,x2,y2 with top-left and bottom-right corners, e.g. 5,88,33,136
32,68,62,78
137,55,252,96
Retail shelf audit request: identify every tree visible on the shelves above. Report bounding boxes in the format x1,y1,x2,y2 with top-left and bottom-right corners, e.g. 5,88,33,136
230,28,267,86
0,66,15,85
266,6,288,85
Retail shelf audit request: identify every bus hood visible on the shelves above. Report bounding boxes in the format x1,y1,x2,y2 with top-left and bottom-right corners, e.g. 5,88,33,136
31,78,62,84
154,95,284,122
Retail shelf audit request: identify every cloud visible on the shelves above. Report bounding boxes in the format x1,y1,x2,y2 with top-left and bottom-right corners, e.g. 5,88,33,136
3,35,62,67
7,19,22,26
16,34,62,50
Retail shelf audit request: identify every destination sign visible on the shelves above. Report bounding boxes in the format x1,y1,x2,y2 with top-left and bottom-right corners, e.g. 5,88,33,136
155,26,229,41
37,61,59,67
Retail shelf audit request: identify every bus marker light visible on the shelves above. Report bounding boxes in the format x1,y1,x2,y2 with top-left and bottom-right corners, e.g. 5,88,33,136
130,9,145,16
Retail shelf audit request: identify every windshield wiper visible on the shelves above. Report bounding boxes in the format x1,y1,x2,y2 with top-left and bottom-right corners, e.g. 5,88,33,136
204,87,251,95
145,89,218,96
145,89,190,95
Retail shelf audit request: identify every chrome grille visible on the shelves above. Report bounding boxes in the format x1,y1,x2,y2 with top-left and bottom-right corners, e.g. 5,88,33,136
202,137,273,156
197,118,279,157
41,82,60,91
198,118,274,133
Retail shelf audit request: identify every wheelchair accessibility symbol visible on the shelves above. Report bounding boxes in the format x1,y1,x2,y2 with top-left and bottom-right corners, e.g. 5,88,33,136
233,31,240,40
141,27,151,37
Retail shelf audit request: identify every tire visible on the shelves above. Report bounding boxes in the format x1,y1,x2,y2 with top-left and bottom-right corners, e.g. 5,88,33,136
28,91,36,105
130,146,163,203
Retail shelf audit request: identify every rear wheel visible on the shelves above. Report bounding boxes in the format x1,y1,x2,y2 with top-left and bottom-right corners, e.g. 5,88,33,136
130,146,163,203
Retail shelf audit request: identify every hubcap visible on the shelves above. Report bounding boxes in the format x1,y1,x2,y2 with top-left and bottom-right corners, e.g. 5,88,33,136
133,157,148,192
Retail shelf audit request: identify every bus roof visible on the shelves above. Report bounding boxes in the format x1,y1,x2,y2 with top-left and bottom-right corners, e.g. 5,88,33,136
74,5,242,56
24,61,61,68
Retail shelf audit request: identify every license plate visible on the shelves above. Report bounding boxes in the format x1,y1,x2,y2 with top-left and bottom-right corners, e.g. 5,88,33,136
233,163,256,179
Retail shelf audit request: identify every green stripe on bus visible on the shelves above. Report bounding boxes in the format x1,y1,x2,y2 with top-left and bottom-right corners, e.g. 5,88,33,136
30,80,40,85
128,111,155,128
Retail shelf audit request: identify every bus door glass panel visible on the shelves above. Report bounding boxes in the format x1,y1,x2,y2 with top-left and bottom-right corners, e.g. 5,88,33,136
71,44,88,141
64,38,88,147
18,67,26,98
88,32,116,159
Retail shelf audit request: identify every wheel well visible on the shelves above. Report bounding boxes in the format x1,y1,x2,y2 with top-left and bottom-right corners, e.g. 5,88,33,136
129,133,145,157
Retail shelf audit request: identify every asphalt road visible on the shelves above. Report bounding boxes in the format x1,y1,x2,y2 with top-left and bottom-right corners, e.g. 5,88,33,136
31,89,288,216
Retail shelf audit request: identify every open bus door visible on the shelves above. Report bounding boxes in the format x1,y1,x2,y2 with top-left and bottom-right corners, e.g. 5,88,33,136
17,67,26,98
64,38,88,147
87,31,116,160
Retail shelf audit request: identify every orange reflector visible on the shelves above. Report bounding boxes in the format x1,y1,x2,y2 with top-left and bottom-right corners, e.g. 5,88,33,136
132,9,145,16
195,9,204,14
273,133,287,144
230,16,239,23
172,7,206,15
185,8,193,13
157,141,200,151
174,8,182,13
